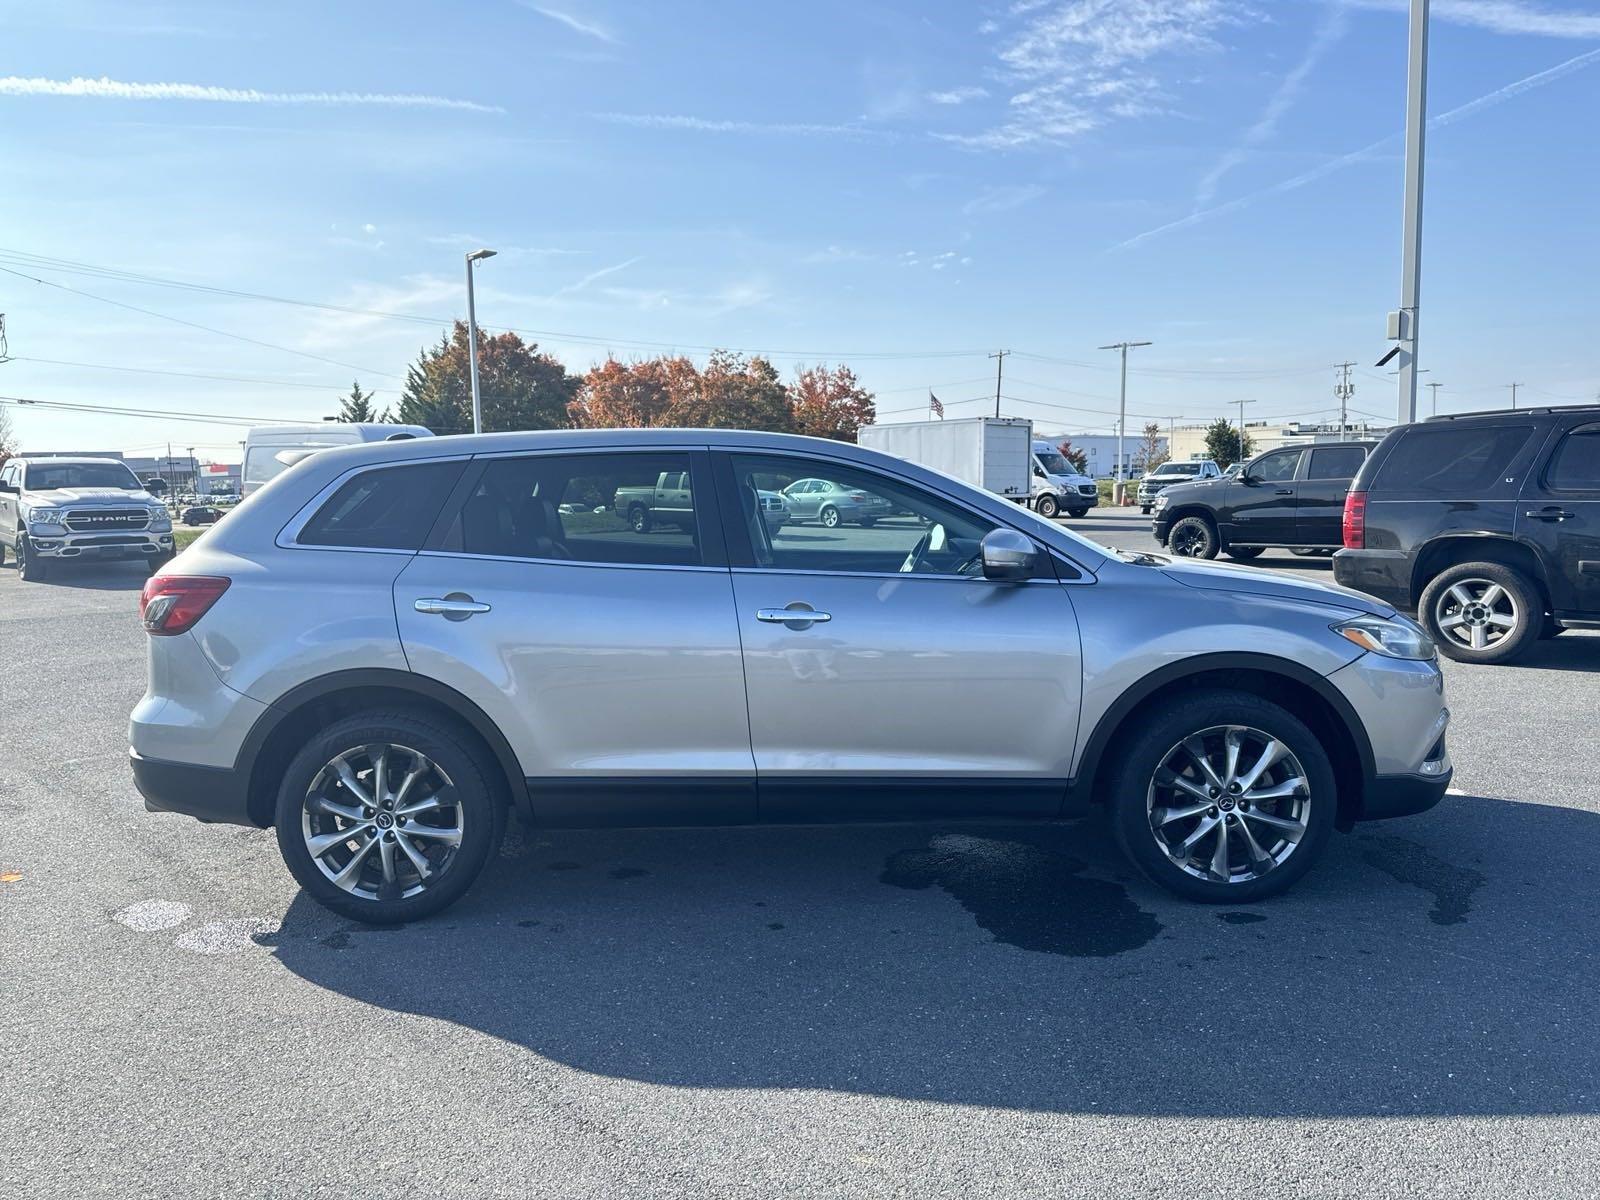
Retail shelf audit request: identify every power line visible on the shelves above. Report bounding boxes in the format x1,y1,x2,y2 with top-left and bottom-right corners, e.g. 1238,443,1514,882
9,355,403,394
0,394,310,427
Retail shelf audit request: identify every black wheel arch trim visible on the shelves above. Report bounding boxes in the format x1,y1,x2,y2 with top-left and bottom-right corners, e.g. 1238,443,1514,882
1410,532,1551,606
1071,651,1376,812
235,668,528,824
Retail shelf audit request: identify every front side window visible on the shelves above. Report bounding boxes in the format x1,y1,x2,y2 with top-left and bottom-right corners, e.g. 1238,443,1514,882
299,460,465,550
1307,446,1367,481
1544,424,1600,492
443,452,703,567
25,461,142,491
1249,451,1301,483
730,454,997,576
1374,425,1536,495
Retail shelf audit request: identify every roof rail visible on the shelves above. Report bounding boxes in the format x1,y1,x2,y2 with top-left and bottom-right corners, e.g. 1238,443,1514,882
1426,403,1600,422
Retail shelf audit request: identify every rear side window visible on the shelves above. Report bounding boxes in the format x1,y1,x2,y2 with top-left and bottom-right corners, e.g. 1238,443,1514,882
1372,425,1536,496
299,461,464,550
1544,424,1600,492
1306,446,1367,480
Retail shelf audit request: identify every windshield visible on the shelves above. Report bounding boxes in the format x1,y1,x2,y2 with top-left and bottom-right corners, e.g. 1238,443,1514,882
24,462,143,491
1035,451,1072,475
1157,463,1204,477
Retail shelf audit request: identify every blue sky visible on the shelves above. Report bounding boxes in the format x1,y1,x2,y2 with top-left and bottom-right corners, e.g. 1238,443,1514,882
2,0,1598,459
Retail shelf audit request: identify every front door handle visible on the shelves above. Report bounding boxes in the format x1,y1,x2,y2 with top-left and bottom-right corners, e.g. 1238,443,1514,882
415,594,492,620
1525,507,1574,522
756,604,832,627
1274,488,1294,495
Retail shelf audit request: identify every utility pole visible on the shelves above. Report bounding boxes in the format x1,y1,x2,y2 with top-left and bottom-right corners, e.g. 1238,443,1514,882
988,350,1010,419
1508,382,1522,410
1334,362,1356,432
1425,380,1443,416
1235,399,1257,466
1099,340,1152,503
1395,0,1430,424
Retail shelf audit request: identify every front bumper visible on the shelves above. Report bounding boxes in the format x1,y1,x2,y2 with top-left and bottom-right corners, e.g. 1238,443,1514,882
30,531,174,559
1361,766,1452,821
131,750,255,825
1151,511,1173,544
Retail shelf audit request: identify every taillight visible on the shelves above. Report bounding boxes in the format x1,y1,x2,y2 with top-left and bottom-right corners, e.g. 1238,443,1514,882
1342,491,1367,550
849,491,869,501
140,575,230,635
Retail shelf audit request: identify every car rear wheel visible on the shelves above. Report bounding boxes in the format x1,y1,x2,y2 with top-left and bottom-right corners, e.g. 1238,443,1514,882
858,517,877,528
1035,494,1059,519
819,505,841,528
628,505,652,534
1225,546,1264,561
1419,562,1541,664
1167,516,1218,560
274,711,506,924
1107,689,1336,903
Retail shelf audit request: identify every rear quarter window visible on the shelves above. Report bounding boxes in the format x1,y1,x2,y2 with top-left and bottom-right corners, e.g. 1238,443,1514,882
1370,424,1538,498
298,461,465,550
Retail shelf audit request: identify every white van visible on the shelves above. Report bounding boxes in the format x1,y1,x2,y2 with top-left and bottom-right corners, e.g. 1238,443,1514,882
1029,440,1099,519
241,423,433,497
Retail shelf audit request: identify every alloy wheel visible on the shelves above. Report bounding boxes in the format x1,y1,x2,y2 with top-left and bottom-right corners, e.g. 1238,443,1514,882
301,743,464,901
1170,522,1210,558
1146,725,1311,884
1433,578,1519,653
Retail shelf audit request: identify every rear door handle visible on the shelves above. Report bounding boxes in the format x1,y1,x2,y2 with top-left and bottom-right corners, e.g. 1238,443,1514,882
415,595,492,620
1274,488,1294,495
1525,507,1574,522
756,605,831,626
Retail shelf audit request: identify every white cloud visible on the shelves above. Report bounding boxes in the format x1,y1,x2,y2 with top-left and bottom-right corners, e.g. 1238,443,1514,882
962,183,1049,213
803,245,876,263
593,112,890,138
0,75,502,112
522,4,617,43
1194,4,1347,208
938,1,1248,149
928,85,990,104
1339,0,1600,38
362,223,377,234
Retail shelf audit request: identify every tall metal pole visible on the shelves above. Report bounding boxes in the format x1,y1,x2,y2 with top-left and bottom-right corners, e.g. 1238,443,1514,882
1235,398,1256,465
1426,380,1442,416
464,248,497,435
1099,341,1151,503
1396,0,1430,424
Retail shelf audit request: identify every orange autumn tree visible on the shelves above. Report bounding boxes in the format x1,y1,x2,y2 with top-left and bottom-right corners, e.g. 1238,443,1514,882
789,363,876,441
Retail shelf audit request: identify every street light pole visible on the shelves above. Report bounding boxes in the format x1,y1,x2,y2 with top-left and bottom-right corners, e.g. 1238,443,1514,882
1426,380,1443,416
1396,0,1430,424
465,249,497,434
1100,340,1152,504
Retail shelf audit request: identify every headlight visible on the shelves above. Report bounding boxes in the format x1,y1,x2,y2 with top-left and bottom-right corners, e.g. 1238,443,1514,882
1154,495,1170,510
1333,614,1436,660
28,507,67,527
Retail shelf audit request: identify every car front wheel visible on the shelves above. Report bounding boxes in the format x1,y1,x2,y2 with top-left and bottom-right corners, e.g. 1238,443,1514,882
1107,688,1336,903
16,535,49,582
274,710,506,924
1067,508,1088,519
1167,515,1218,559
1035,494,1059,519
1419,562,1541,664
1225,546,1263,561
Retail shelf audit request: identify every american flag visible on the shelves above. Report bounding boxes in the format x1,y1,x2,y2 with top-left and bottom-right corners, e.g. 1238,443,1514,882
928,390,944,419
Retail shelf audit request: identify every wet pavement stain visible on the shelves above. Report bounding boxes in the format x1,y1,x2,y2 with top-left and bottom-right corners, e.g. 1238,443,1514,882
608,867,649,880
881,830,1162,957
1360,834,1486,926
517,919,542,928
1217,911,1267,926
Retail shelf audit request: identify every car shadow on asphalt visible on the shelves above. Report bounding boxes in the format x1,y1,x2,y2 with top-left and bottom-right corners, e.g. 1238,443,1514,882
261,793,1600,1118
9,562,149,591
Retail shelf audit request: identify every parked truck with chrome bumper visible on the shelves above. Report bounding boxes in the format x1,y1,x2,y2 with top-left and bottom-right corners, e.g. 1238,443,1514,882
0,456,175,582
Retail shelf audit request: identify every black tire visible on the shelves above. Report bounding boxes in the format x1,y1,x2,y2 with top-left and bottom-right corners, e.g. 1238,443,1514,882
1419,561,1542,665
1167,515,1218,560
0,542,5,568
1067,508,1089,519
1225,546,1264,561
147,553,173,573
819,505,841,529
16,535,49,582
1106,688,1337,904
1035,494,1059,519
858,517,877,528
274,710,506,924
627,505,652,534
1140,505,1151,515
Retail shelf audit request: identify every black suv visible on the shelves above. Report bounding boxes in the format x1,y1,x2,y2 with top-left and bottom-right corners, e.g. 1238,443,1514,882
1151,442,1374,561
1334,406,1600,664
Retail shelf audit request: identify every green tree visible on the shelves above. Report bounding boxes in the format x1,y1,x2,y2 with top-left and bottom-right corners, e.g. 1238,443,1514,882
338,380,383,423
398,321,578,435
1203,417,1254,468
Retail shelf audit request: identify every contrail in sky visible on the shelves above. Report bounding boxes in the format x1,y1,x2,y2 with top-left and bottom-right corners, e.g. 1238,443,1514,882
0,75,503,112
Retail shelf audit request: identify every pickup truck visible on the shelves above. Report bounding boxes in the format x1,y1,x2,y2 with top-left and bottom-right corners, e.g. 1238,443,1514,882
1137,459,1221,513
0,456,176,581
611,470,698,534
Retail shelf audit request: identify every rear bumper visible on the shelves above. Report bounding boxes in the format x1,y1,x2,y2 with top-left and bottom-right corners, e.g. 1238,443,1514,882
1359,767,1452,821
130,750,256,826
1332,548,1413,610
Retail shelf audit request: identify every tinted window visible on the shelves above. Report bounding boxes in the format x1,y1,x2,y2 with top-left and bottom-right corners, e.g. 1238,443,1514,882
25,461,142,490
446,453,702,567
300,461,464,550
1545,425,1600,492
1306,446,1367,480
1373,425,1536,496
1250,451,1301,483
731,454,998,576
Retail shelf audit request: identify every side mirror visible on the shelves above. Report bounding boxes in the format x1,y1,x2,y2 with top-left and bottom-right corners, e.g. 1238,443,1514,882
1238,472,1258,486
980,528,1038,582
0,481,16,494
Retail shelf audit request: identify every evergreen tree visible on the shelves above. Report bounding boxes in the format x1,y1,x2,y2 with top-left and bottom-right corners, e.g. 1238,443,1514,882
397,322,577,434
338,380,383,423
1203,417,1254,468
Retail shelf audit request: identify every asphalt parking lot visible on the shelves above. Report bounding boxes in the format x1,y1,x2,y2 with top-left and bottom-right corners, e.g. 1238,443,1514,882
3,506,1599,1198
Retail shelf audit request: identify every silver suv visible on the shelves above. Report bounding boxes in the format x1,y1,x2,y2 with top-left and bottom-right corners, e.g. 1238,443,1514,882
130,430,1453,924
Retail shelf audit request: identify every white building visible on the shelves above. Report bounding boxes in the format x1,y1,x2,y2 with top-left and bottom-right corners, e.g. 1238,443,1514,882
1036,432,1167,479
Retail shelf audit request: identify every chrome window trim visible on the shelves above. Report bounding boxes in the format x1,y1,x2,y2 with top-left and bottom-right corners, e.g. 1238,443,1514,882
276,454,476,551
415,548,724,575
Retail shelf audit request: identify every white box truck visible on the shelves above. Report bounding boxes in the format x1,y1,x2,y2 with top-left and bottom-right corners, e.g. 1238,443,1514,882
857,417,1033,503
